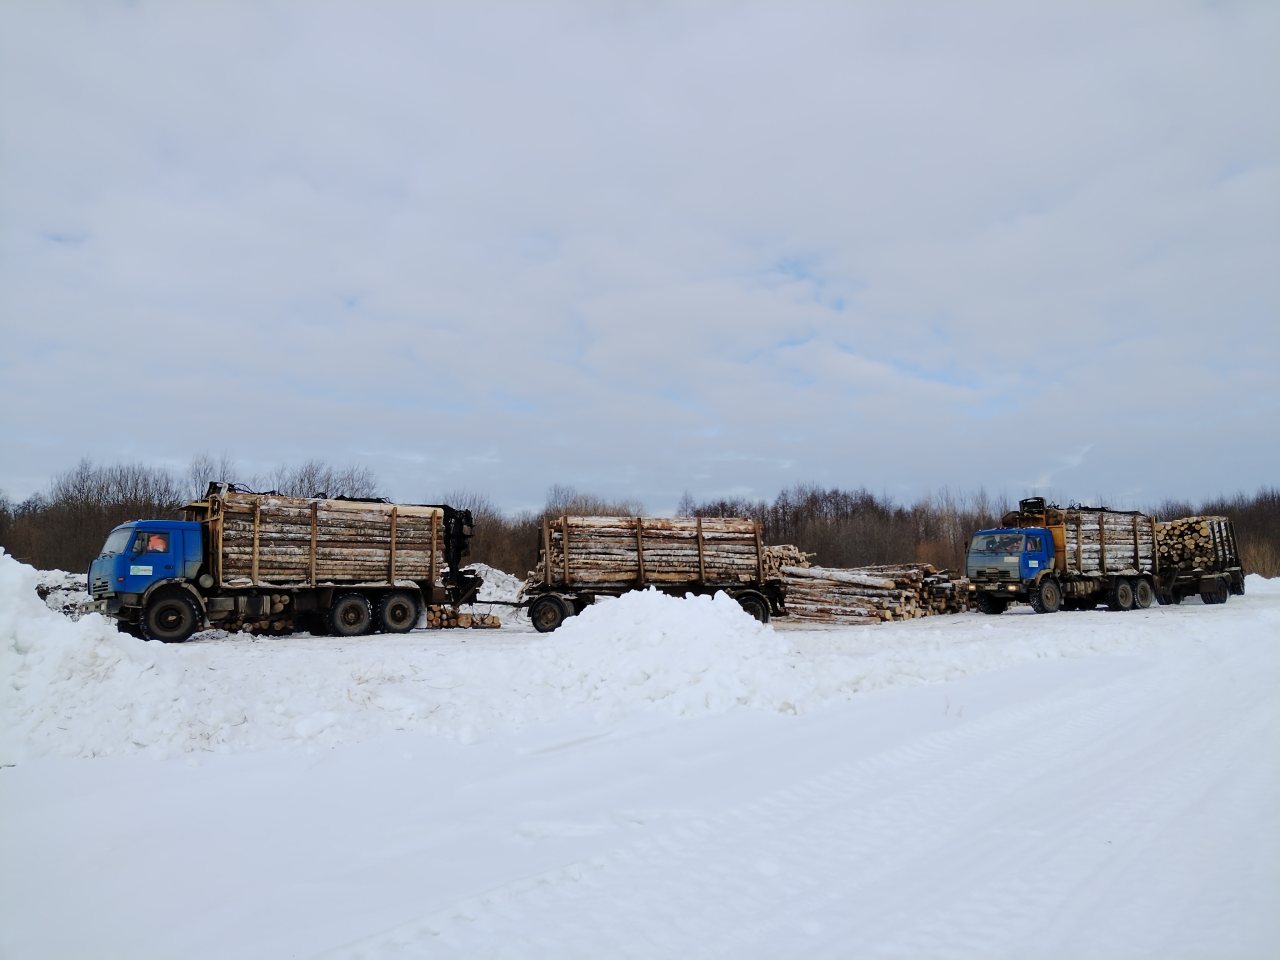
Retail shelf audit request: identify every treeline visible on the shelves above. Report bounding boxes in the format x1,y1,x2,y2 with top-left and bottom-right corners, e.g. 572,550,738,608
0,457,380,574
2,460,1278,579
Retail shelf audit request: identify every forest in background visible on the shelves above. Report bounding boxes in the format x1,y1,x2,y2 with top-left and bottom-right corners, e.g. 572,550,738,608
2,458,1278,579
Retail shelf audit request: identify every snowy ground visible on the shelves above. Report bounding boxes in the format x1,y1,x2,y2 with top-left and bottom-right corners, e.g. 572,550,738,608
2,551,1278,959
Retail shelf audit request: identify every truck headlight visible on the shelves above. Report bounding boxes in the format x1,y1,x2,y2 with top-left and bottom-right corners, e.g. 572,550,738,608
1007,584,1018,592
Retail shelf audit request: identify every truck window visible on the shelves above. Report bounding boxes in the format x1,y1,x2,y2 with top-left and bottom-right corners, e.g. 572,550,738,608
102,527,134,555
1025,536,1041,551
135,532,170,554
969,533,1025,556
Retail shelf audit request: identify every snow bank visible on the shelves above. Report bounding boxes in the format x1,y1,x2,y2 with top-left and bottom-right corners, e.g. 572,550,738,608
5,549,1278,764
0,550,197,764
0,551,806,760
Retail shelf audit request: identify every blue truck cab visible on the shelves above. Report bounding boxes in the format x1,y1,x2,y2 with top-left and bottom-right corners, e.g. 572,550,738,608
966,528,1054,583
965,527,1055,612
87,520,205,636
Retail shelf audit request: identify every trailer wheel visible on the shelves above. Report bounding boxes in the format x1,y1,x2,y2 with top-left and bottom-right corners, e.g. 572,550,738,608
1200,581,1229,605
377,591,419,633
735,593,771,623
529,595,569,633
142,593,201,643
975,593,1008,615
329,592,373,636
1133,579,1155,609
1108,580,1135,611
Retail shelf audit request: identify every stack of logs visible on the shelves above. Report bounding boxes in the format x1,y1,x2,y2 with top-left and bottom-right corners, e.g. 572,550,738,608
529,516,772,589
1156,516,1237,569
425,605,501,629
762,543,812,579
1060,509,1156,576
205,489,447,586
767,548,972,624
226,592,294,634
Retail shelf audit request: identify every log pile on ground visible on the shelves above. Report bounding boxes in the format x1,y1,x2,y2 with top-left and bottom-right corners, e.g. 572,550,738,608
762,544,813,579
425,605,501,629
768,550,971,624
526,516,773,590
1156,516,1237,569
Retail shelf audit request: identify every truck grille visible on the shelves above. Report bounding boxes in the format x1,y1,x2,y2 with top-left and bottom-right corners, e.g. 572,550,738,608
92,577,112,598
972,567,1016,582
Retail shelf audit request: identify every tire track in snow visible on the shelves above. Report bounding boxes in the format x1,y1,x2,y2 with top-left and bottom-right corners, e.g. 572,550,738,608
320,645,1277,960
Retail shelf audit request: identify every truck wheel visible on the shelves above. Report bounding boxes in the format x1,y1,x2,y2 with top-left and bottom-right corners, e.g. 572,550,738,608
735,593,771,623
1133,579,1155,609
142,594,201,643
529,595,569,633
975,593,1008,615
1108,580,1135,612
329,593,373,636
1029,579,1061,614
376,591,419,633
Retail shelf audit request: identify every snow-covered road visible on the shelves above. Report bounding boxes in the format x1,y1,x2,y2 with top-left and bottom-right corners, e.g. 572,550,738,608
2,554,1278,958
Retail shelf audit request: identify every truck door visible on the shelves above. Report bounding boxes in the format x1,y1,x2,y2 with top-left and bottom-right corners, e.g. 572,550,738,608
1022,533,1052,580
123,529,180,593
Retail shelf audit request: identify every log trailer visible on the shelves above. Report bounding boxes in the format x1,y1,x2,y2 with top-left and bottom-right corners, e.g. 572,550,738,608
85,484,480,642
965,497,1244,615
521,515,787,632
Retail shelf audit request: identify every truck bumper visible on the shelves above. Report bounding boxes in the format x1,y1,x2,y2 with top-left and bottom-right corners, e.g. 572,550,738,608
971,582,1028,600
84,598,122,617
81,595,141,620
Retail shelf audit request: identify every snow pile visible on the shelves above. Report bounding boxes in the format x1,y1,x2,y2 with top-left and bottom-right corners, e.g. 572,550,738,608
519,589,814,716
0,550,197,764
34,568,89,618
344,590,817,744
465,562,522,602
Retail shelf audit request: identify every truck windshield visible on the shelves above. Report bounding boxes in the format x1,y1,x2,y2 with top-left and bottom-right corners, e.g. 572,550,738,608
969,533,1025,556
101,527,135,556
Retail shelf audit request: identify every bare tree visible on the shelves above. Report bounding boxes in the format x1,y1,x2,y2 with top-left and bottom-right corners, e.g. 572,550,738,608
265,460,381,499
185,453,241,500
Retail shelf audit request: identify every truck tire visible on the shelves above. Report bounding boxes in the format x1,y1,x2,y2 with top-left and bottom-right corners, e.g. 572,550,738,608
1200,581,1229,605
1029,579,1061,614
1108,579,1135,612
376,591,419,633
142,594,201,643
329,592,373,636
975,593,1008,615
1133,579,1155,609
735,592,771,623
529,595,569,633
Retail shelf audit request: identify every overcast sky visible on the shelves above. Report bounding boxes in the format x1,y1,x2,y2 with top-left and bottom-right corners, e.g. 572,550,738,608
2,0,1277,514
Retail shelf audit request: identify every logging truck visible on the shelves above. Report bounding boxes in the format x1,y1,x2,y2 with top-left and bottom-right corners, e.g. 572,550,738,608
966,497,1244,615
84,484,480,642
521,515,787,632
